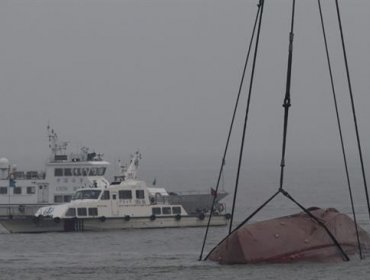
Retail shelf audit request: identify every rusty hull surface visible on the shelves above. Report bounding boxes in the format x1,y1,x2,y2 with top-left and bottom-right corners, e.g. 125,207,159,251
208,208,370,264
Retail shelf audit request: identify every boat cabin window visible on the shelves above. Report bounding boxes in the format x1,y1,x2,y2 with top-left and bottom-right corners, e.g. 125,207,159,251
14,171,25,179
26,171,39,179
97,167,106,176
82,168,89,176
162,207,171,215
14,187,22,195
64,168,72,176
55,195,72,203
72,189,102,200
172,207,181,214
152,207,161,215
77,208,87,216
73,168,81,176
89,168,97,176
119,190,132,199
54,195,63,203
112,194,117,200
27,186,36,194
55,168,63,176
135,190,145,199
0,187,7,194
88,208,98,216
66,208,76,217
101,190,110,200
54,167,106,177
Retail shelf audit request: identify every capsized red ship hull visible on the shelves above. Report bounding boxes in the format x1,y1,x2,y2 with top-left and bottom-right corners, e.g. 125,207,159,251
208,208,370,264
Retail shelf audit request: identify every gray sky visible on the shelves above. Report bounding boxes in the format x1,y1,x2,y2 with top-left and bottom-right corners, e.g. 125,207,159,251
0,0,369,176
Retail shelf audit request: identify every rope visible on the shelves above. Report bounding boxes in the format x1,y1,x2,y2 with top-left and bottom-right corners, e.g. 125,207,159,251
276,0,349,262
204,190,280,261
317,0,362,259
335,0,370,222
198,2,262,262
280,189,350,261
205,188,350,262
229,0,265,234
202,0,363,263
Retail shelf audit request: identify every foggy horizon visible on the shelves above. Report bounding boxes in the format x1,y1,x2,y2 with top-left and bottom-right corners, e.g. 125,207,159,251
1,1,369,178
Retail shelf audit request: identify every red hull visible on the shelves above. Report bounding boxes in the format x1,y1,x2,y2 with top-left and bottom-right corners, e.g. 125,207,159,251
208,208,370,264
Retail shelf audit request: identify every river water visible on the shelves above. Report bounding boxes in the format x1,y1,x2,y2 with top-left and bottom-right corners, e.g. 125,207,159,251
1,166,370,279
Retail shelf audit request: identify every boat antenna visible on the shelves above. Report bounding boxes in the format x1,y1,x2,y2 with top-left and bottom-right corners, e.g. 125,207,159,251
198,0,264,261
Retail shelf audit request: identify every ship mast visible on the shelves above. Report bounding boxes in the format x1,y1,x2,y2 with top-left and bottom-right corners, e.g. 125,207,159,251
47,125,68,161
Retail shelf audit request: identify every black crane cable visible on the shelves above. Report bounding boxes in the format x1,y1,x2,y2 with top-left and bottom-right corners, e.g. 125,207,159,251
204,190,280,260
198,1,262,262
317,0,362,259
279,189,350,261
278,0,295,191
276,0,349,262
335,0,370,222
202,0,370,263
228,0,265,235
204,0,350,262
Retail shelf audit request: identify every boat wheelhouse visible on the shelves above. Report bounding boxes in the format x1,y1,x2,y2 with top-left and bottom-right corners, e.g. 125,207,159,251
112,151,228,215
8,177,228,233
36,179,189,221
0,126,109,216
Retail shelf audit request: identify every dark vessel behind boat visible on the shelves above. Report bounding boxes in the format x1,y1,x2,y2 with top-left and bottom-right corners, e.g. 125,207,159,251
167,191,227,215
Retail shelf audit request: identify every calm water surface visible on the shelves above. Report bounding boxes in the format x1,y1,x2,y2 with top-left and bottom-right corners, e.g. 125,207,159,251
1,227,370,280
1,167,370,279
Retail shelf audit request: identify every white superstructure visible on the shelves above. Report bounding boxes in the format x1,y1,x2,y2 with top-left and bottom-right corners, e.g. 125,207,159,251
35,151,192,220
36,179,187,220
0,151,230,233
26,170,228,232
0,126,109,216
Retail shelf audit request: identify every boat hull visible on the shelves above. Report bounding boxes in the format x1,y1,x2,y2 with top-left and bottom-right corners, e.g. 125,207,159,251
0,214,229,233
0,216,64,233
208,208,370,264
0,204,52,217
1,190,228,217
